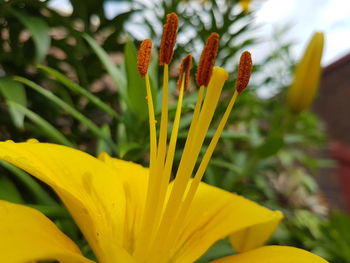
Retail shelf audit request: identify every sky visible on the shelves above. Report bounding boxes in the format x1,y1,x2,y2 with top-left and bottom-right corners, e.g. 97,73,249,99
254,0,350,65
49,0,350,66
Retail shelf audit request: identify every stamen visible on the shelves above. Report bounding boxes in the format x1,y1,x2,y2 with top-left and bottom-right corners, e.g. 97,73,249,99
145,73,186,261
177,90,239,232
134,63,187,262
156,65,169,170
177,54,193,91
196,33,220,87
159,13,179,65
235,51,252,93
150,68,228,259
137,39,153,77
135,15,178,257
145,74,157,163
133,72,158,259
169,54,254,247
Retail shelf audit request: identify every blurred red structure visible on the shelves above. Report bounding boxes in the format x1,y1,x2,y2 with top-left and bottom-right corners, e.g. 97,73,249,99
314,53,350,213
329,141,350,212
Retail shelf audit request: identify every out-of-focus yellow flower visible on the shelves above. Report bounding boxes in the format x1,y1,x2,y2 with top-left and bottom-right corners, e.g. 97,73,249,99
287,32,324,113
239,0,252,13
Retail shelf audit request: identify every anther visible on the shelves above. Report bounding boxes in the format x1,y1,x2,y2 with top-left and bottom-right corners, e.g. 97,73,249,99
159,13,179,65
137,39,153,77
177,54,193,91
235,51,252,93
196,33,220,87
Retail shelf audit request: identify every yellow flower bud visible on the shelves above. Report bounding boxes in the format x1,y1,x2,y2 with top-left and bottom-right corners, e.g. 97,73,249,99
239,0,252,13
287,32,324,113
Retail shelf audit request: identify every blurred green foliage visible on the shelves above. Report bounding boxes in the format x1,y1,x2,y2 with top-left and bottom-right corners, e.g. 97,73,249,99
0,0,348,262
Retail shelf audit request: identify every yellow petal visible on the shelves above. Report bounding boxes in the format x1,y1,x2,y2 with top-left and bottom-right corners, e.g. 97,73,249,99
0,142,133,263
97,156,281,263
0,200,93,263
210,245,328,263
98,152,149,252
229,210,281,252
287,32,324,113
168,182,283,262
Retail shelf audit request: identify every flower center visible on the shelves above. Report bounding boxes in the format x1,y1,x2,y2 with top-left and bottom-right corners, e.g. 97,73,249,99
134,12,252,262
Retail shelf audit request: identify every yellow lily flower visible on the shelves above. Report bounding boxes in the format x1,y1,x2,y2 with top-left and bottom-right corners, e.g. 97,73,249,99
239,0,252,13
287,32,324,113
0,13,328,263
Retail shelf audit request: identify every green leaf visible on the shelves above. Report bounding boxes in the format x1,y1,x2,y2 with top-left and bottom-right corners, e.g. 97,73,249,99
28,205,71,219
197,239,235,262
204,165,218,187
0,175,24,203
55,218,80,242
0,160,57,205
38,65,120,120
0,77,27,129
119,142,142,159
8,101,74,147
124,40,148,120
210,159,243,174
256,135,285,159
82,33,127,101
96,125,112,155
13,76,118,154
11,11,50,62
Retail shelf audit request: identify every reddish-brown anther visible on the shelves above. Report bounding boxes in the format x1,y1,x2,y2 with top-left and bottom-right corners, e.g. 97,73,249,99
137,39,153,77
196,33,220,87
235,51,252,93
159,13,179,65
177,54,193,91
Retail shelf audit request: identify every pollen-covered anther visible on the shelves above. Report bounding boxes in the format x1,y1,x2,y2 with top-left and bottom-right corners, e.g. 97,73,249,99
177,54,193,91
235,51,253,93
137,39,153,77
196,32,220,87
159,13,179,65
